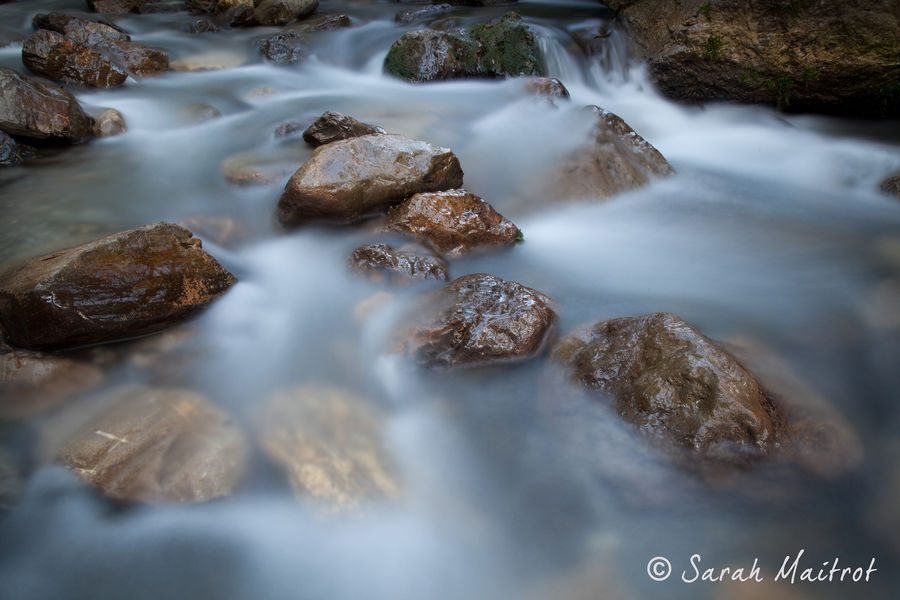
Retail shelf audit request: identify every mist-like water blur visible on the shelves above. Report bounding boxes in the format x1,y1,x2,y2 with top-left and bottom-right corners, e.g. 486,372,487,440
2,1,900,599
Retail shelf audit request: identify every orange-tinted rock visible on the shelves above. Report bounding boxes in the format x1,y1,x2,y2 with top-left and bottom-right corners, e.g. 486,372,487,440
23,29,128,88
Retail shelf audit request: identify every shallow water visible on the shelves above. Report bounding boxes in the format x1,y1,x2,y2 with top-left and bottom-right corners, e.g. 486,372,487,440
2,1,900,599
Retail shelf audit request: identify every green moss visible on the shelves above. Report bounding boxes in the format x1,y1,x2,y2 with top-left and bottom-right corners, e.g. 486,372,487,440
705,35,722,59
515,229,525,243
469,13,543,77
698,3,711,19
765,75,795,109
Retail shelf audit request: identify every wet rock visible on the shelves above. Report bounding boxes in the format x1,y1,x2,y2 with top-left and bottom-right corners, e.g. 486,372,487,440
552,313,779,463
349,243,448,284
138,0,186,13
274,120,305,138
23,29,129,88
385,12,543,82
87,0,148,13
278,134,464,227
259,31,307,64
95,39,168,77
217,0,257,27
385,189,521,257
258,385,400,511
880,174,900,199
185,17,220,33
254,0,318,27
394,4,454,25
56,386,248,503
0,68,94,143
302,111,385,147
605,0,900,117
405,273,556,368
0,350,105,419
92,108,127,137
547,106,673,202
0,222,236,351
524,77,569,100
0,131,21,167
180,215,247,248
287,13,351,33
184,102,221,122
33,13,130,46
221,152,289,186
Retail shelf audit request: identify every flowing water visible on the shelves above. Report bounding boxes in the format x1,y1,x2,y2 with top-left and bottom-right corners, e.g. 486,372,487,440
2,1,900,598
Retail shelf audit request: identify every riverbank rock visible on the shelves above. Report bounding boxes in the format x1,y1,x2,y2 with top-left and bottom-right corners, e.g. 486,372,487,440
254,0,318,27
547,106,673,202
349,243,449,284
385,189,521,257
278,134,464,227
23,30,128,88
605,0,900,117
552,313,779,463
0,223,236,351
258,385,400,511
880,174,900,199
1,351,105,420
0,131,21,166
385,12,543,82
0,68,94,143
405,273,556,368
56,386,248,503
303,111,385,147
92,108,127,137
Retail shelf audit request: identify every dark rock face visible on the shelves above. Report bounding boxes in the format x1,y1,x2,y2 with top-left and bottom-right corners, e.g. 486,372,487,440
0,223,236,351
406,273,556,368
0,351,105,419
278,134,464,227
259,31,307,64
23,29,129,88
254,0,318,27
385,189,521,257
258,385,400,511
302,111,385,147
605,0,900,117
881,174,900,199
0,131,21,166
349,243,449,284
548,106,673,202
0,68,94,143
384,12,543,82
56,386,248,503
552,313,779,462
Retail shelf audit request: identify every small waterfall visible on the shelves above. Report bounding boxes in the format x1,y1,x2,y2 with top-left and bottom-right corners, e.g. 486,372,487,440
536,30,586,87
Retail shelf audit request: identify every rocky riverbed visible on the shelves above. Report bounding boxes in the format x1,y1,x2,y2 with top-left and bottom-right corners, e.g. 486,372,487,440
0,1,899,599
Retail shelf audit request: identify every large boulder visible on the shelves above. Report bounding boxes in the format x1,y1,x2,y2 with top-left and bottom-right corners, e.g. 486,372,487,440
1,351,105,419
0,68,94,143
55,386,248,503
0,223,236,351
303,111,385,147
23,29,129,88
404,273,556,368
546,106,673,202
385,189,521,257
254,0,318,27
385,12,543,82
605,0,900,117
257,385,400,511
552,312,779,462
349,243,449,284
277,134,464,227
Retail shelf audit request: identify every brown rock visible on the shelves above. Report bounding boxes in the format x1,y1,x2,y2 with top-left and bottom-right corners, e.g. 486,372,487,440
94,39,169,77
258,385,400,511
548,106,673,202
254,0,318,27
23,29,129,88
56,386,248,503
0,350,105,419
92,107,127,137
881,174,900,199
33,13,130,46
0,222,236,351
349,243,448,284
524,77,570,100
277,134,464,227
406,273,556,368
385,189,521,257
302,111,385,147
87,0,148,13
553,313,779,462
0,67,94,143
288,13,352,33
